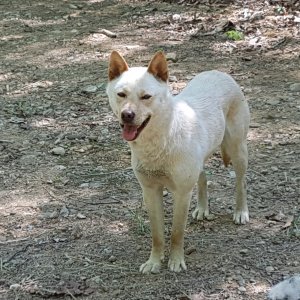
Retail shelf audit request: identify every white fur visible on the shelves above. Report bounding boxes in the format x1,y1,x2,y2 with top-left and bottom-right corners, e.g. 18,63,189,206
268,275,300,300
107,54,250,273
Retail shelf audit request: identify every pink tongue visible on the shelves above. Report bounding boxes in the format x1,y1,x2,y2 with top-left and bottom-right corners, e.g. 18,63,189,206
122,124,138,141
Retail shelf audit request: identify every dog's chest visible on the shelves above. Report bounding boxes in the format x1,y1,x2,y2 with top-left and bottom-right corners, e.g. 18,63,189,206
135,163,167,177
134,161,176,190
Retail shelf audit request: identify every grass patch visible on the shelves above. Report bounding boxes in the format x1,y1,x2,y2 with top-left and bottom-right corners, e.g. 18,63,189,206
130,208,150,236
226,30,244,41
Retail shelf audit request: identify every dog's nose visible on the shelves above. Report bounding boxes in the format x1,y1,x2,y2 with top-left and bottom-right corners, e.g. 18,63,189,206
121,110,135,123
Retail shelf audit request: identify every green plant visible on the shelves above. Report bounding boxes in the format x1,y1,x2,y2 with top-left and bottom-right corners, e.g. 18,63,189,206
130,208,150,236
275,5,286,15
225,30,244,41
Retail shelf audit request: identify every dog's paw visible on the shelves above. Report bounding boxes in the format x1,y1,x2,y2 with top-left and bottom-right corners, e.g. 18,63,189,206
192,207,210,221
168,255,187,272
233,210,249,224
139,259,161,274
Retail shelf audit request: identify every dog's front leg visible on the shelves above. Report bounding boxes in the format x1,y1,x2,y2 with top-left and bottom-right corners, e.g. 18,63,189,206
139,185,165,274
168,190,192,272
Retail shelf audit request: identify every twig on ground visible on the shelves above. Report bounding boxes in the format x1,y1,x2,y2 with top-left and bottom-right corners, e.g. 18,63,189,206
0,237,29,244
4,244,31,264
66,289,76,300
0,140,13,143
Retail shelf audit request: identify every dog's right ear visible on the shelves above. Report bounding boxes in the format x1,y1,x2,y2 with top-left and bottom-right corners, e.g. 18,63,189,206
108,51,129,81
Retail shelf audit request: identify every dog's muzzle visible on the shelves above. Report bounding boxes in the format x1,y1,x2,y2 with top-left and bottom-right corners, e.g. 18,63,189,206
120,112,151,142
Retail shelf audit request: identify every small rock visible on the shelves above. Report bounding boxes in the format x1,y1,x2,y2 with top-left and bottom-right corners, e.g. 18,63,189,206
238,286,246,292
88,135,98,142
169,75,177,82
60,205,69,217
69,208,78,216
229,170,236,178
40,211,59,219
87,276,102,289
54,165,67,171
10,284,21,290
77,213,86,219
172,14,181,22
207,181,213,187
163,190,168,197
102,248,112,255
294,16,300,23
108,255,117,263
289,83,300,92
267,99,280,106
166,52,178,63
240,249,248,255
82,85,98,94
250,122,260,128
206,214,216,221
237,276,246,286
241,56,252,61
53,237,67,243
50,147,65,156
66,133,85,140
19,154,37,166
89,181,102,188
271,166,278,172
266,266,275,273
80,183,89,188
69,4,78,9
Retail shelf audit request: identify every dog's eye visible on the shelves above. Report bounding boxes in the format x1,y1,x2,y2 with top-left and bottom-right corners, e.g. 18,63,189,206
141,94,152,100
117,92,126,98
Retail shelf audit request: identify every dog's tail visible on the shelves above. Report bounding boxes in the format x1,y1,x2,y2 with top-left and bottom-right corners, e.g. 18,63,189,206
221,146,231,167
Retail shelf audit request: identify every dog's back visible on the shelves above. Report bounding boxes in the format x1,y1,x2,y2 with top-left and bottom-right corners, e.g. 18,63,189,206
175,70,250,164
178,70,247,121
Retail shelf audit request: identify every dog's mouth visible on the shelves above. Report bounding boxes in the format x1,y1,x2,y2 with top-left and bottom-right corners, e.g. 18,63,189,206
121,116,151,141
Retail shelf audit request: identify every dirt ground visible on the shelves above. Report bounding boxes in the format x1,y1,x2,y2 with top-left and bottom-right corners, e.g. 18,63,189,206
0,0,299,299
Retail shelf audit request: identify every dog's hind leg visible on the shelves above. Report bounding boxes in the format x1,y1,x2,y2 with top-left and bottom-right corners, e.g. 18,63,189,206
192,171,209,220
222,133,249,224
231,141,249,224
222,97,249,224
232,141,249,224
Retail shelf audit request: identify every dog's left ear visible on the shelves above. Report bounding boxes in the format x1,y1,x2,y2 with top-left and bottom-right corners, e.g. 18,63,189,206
147,51,169,82
108,51,129,81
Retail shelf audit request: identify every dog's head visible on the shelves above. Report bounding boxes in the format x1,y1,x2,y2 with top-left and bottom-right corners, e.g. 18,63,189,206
106,51,169,142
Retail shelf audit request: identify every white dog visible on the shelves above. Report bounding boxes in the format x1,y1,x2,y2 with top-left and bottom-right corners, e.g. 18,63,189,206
106,51,250,274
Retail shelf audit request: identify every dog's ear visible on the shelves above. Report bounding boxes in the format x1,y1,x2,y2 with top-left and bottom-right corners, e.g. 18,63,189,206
108,51,129,81
147,51,168,82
